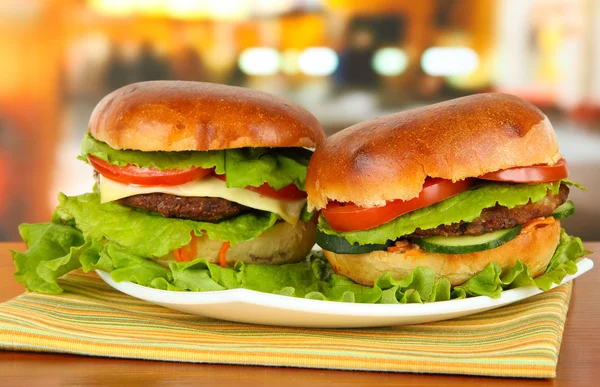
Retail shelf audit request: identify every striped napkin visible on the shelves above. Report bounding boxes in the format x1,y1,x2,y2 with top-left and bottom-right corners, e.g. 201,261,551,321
0,270,572,378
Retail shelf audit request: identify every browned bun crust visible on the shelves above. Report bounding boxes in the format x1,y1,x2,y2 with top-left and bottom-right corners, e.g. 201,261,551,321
306,93,561,210
322,221,561,287
89,81,325,151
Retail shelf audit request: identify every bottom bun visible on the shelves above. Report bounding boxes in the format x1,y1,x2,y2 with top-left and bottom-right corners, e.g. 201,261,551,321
159,220,316,265
323,221,561,287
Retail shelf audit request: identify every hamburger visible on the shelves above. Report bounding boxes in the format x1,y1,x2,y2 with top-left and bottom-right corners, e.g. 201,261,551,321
13,81,325,294
306,93,587,299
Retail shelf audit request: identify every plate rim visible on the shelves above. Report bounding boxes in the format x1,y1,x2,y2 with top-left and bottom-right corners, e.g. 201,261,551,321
95,257,593,317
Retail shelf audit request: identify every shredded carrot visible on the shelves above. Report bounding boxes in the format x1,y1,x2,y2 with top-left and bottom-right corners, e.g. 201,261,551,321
180,245,189,261
387,240,421,255
173,248,183,262
404,249,423,257
174,232,198,262
387,240,409,252
522,216,556,233
219,241,230,268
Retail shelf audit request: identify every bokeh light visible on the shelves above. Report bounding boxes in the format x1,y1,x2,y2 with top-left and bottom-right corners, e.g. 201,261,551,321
298,47,339,76
421,47,479,76
372,48,408,76
238,48,280,76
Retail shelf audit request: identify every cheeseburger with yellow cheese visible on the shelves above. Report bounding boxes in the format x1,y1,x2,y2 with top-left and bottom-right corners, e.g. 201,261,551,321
13,81,324,294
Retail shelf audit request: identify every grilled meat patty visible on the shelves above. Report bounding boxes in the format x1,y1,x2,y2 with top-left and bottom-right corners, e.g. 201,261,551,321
118,193,249,222
408,184,569,238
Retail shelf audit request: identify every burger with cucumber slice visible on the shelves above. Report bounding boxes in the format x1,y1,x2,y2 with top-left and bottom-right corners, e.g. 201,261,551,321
307,93,587,294
13,81,325,294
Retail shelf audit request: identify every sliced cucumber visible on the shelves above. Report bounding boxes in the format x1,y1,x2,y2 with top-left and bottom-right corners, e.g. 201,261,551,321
412,226,522,254
551,200,575,220
315,229,392,254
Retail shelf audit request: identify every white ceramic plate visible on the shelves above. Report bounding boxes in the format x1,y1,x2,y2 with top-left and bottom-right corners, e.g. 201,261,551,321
96,258,593,328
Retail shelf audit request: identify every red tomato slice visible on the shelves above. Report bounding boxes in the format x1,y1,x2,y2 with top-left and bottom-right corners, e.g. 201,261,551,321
478,159,568,183
322,178,474,232
214,174,307,200
89,156,214,186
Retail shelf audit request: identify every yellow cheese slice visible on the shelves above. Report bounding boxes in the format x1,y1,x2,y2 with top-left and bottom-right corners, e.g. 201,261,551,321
98,175,306,225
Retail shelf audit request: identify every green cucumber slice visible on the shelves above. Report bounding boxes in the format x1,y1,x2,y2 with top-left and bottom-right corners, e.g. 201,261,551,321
551,200,575,220
412,226,522,254
315,229,392,254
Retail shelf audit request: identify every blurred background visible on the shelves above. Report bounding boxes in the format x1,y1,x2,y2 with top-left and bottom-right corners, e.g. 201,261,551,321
1,0,599,241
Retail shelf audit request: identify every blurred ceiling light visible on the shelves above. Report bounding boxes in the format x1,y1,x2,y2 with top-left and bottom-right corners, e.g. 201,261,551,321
298,47,338,76
281,49,301,75
136,0,166,16
253,0,294,16
421,47,479,76
89,0,250,19
166,0,209,19
372,48,408,76
206,0,251,20
238,47,280,76
89,0,134,16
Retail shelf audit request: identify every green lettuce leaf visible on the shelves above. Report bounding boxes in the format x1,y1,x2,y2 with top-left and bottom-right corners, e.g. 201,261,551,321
52,192,280,257
223,147,311,190
79,133,311,190
12,223,85,294
318,181,562,245
561,179,586,191
13,217,587,302
110,249,171,286
545,228,588,272
79,133,225,172
300,203,316,222
11,222,173,293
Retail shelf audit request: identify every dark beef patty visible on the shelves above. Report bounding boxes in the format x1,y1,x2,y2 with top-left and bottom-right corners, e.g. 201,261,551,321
119,193,248,222
408,184,569,238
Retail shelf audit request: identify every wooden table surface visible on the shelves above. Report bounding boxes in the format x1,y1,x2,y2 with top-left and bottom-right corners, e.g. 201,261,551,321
0,242,598,386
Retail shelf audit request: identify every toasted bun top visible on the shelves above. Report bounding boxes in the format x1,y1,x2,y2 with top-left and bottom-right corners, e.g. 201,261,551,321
89,81,325,151
307,93,561,210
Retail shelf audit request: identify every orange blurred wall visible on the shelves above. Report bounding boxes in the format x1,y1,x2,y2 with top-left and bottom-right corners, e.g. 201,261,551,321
0,1,66,238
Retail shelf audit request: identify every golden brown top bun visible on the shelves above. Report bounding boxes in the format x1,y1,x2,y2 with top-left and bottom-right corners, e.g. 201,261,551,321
323,220,560,287
89,81,325,151
306,93,561,210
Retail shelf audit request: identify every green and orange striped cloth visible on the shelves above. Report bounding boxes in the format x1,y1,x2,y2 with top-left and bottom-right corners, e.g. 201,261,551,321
0,270,572,378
